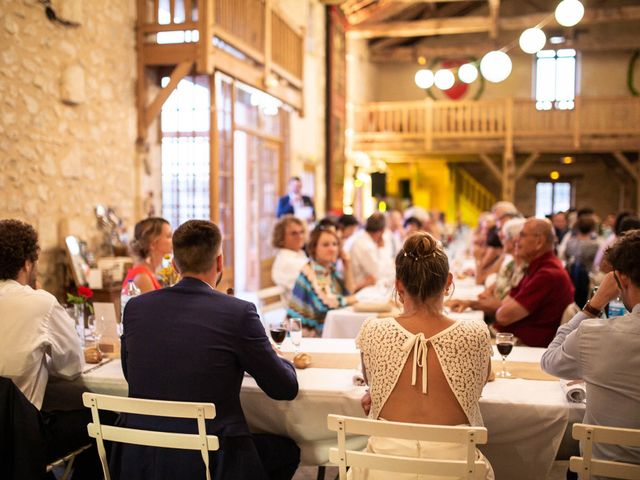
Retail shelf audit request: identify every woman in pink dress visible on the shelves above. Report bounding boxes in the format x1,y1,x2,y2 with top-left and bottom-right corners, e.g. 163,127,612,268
122,217,173,293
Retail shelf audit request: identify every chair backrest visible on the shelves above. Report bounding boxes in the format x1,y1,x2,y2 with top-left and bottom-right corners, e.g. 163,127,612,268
570,423,640,480
257,285,286,314
82,392,219,480
327,415,488,480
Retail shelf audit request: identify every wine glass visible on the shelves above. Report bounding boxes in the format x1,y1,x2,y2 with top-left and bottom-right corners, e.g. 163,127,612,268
495,333,515,378
269,320,288,350
288,317,302,352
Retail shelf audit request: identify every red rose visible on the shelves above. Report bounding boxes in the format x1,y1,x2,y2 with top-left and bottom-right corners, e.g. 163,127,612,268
78,286,94,299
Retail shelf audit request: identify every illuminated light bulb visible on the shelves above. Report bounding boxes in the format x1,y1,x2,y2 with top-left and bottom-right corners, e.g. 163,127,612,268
550,170,560,180
458,63,478,84
480,50,512,83
519,27,546,54
434,69,455,90
414,69,434,89
555,0,584,28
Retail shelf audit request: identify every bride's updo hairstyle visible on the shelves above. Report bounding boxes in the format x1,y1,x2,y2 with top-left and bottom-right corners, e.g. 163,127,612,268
396,232,449,303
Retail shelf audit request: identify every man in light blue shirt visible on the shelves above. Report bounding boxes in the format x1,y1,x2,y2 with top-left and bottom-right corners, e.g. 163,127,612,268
541,230,640,478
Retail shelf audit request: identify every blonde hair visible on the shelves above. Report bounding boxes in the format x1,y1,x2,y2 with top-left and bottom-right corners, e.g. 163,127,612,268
272,215,305,249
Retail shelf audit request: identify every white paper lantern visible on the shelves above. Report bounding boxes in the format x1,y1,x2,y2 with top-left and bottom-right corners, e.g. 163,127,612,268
555,0,584,27
519,27,546,54
414,69,434,89
480,50,512,83
458,63,478,84
434,69,455,90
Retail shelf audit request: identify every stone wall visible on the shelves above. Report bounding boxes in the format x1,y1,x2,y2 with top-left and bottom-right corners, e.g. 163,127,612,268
0,0,138,295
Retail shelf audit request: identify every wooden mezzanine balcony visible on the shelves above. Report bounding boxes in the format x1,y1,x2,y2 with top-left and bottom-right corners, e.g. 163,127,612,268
351,96,640,156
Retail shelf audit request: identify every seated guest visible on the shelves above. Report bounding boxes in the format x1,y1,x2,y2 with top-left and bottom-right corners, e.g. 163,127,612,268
564,216,603,307
542,230,640,473
271,215,307,300
447,217,527,317
594,211,636,271
552,211,569,244
495,218,574,347
350,213,395,287
288,225,356,336
337,214,360,252
476,201,519,286
384,209,404,257
0,219,101,478
122,217,173,293
402,216,423,237
354,233,494,480
117,220,299,479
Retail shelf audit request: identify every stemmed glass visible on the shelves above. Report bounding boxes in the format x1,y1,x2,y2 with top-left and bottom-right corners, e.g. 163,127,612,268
288,318,302,352
495,333,515,378
269,320,288,350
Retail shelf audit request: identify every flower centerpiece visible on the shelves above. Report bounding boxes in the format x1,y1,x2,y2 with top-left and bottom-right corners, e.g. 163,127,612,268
158,254,180,287
67,285,94,314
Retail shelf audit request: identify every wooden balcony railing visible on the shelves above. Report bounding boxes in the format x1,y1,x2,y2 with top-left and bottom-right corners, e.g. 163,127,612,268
137,0,304,88
350,96,640,153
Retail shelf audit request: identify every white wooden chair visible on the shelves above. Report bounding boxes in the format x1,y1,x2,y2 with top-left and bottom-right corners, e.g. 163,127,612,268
327,414,488,479
257,285,287,325
82,392,219,480
570,423,640,479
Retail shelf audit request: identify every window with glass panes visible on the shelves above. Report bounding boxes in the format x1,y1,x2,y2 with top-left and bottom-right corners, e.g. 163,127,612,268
535,182,572,218
535,49,577,111
161,75,211,228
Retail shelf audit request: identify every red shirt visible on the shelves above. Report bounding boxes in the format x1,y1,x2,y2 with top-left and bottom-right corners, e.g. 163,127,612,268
497,251,574,347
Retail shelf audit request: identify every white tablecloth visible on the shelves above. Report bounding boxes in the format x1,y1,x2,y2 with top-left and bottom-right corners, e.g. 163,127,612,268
323,307,485,339
52,339,583,478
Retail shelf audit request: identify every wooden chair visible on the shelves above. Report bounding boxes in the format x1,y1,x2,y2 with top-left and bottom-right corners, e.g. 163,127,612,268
570,423,640,479
327,414,488,479
257,285,287,325
82,392,219,480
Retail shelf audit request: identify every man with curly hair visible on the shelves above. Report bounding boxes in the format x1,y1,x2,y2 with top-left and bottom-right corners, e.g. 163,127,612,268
0,219,100,478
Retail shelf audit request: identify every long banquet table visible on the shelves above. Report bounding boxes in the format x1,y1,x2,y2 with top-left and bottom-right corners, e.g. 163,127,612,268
47,338,584,480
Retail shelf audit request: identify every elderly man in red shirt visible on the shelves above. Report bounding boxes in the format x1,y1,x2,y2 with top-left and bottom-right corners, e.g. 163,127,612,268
495,218,574,347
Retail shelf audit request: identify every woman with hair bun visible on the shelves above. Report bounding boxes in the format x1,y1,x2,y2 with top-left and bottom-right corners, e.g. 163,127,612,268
353,232,494,480
122,217,173,293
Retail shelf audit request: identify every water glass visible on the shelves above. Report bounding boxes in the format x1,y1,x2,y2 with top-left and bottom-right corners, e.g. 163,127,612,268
288,317,302,352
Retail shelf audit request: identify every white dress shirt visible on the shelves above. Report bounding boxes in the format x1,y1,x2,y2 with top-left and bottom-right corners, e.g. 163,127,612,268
0,279,84,409
541,304,640,472
349,231,395,287
271,249,308,300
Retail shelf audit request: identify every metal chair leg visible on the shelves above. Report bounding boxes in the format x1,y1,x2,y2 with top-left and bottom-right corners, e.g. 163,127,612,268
316,465,326,480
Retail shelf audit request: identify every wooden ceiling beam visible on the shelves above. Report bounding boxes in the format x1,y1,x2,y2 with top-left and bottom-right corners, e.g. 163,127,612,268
488,0,500,39
348,5,640,39
370,35,640,62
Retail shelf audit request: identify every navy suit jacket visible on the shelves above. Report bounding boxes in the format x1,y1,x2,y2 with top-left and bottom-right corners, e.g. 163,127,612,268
276,194,315,218
114,277,298,479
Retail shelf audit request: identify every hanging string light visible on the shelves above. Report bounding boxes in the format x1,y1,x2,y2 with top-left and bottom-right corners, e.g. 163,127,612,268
458,63,479,84
555,0,585,27
519,27,547,54
412,1,584,89
480,51,512,83
414,69,435,89
434,69,455,90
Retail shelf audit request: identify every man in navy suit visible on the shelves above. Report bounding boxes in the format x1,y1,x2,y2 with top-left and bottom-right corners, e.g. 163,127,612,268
114,220,300,479
277,176,316,221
